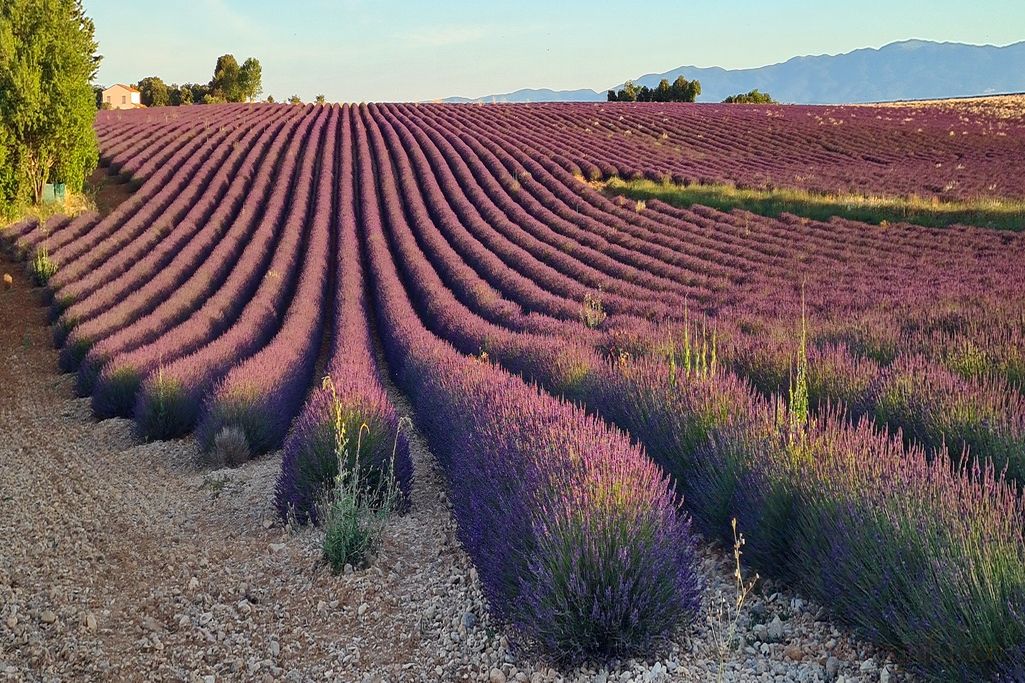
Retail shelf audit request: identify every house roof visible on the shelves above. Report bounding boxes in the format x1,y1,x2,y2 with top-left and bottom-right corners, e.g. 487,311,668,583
104,83,141,93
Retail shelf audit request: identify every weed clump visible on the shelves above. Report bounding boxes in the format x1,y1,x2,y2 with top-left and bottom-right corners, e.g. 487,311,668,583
213,426,251,467
319,380,401,572
580,289,607,329
30,245,57,285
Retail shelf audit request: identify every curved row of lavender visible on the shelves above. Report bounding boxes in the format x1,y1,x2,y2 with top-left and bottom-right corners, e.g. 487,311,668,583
273,105,411,524
128,104,335,439
408,102,1025,488
355,106,1025,677
4,101,1025,671
423,101,1025,200
353,103,702,659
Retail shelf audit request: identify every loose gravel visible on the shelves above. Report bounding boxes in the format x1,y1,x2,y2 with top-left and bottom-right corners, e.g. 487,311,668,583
0,258,911,682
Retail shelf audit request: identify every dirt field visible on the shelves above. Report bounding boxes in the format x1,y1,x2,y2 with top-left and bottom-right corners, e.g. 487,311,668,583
866,93,1025,119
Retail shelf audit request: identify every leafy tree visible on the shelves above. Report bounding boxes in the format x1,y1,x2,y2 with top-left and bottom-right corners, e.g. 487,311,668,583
208,54,261,103
620,81,639,102
210,53,241,101
265,94,275,103
288,94,302,105
315,94,326,105
606,89,618,102
685,80,701,101
0,125,18,211
670,75,689,101
137,76,169,107
0,0,100,205
723,89,776,104
185,82,207,104
238,57,262,101
654,78,671,102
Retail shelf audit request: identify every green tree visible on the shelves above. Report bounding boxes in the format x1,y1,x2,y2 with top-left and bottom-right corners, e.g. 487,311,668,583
723,89,776,104
620,81,639,102
684,80,701,102
0,125,19,212
184,82,207,104
210,53,241,101
209,54,261,103
315,94,326,105
287,94,302,105
654,78,671,102
670,75,689,101
265,94,275,104
0,0,100,205
238,57,262,101
606,89,618,102
137,76,169,107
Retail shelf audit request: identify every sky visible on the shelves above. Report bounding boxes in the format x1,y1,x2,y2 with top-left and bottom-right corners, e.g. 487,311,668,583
87,0,1025,102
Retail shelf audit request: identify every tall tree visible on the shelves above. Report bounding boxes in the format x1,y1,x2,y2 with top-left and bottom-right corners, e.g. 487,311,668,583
0,0,101,205
684,80,701,102
655,78,672,102
137,76,169,107
238,57,262,102
210,53,241,102
670,75,689,101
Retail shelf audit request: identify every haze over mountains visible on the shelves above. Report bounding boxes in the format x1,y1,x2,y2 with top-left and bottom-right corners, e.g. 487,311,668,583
443,40,1025,104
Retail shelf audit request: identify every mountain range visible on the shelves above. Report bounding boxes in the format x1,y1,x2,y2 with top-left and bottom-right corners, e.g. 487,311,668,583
442,40,1025,104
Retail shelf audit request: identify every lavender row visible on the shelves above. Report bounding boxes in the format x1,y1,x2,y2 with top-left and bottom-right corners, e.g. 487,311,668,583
49,109,274,304
88,105,332,422
74,107,317,394
129,105,336,440
58,105,301,370
195,103,340,455
345,106,1025,676
357,103,701,660
57,105,298,339
276,104,412,523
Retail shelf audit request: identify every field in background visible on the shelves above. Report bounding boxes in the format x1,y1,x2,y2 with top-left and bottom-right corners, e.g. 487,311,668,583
866,93,1025,120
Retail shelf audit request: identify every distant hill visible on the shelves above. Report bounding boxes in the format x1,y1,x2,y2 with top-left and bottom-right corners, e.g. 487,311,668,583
443,40,1025,104
443,88,602,104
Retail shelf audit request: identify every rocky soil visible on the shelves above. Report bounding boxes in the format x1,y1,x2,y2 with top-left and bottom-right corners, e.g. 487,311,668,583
0,256,911,682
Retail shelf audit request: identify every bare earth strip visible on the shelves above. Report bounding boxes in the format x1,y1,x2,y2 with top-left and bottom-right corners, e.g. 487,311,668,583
0,255,904,682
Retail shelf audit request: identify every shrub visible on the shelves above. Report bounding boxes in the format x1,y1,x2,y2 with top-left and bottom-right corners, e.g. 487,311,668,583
30,245,58,285
580,289,607,329
213,426,250,467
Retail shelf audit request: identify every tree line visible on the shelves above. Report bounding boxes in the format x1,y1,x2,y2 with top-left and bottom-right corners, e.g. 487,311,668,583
104,54,263,109
607,75,701,103
1,0,99,208
722,89,777,104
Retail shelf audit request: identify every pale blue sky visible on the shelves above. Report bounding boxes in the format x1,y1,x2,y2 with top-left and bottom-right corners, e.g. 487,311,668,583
87,0,1024,102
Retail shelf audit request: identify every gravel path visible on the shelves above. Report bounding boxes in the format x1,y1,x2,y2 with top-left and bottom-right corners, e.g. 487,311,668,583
0,256,909,682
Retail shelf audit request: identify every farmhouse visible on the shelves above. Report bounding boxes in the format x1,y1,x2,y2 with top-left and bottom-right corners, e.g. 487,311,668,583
101,83,144,110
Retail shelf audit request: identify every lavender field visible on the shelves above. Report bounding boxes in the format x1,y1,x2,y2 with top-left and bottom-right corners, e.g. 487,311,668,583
5,100,1025,679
